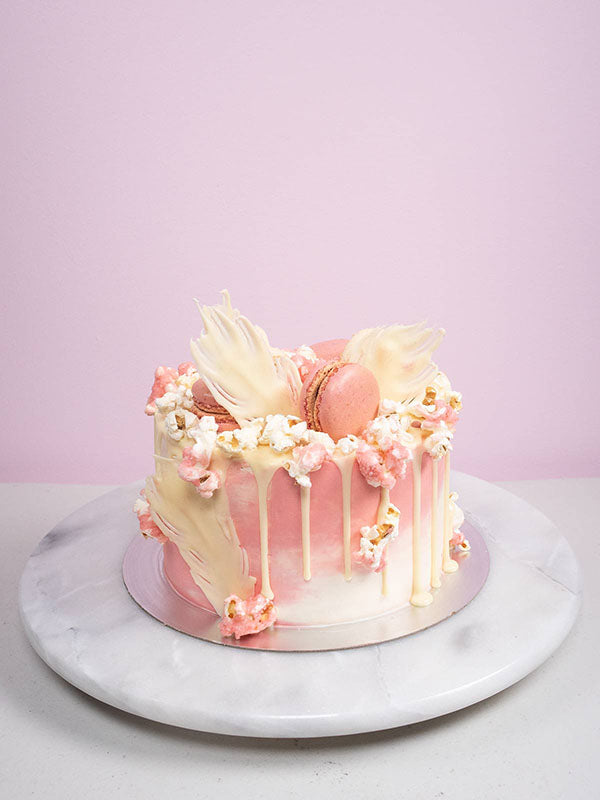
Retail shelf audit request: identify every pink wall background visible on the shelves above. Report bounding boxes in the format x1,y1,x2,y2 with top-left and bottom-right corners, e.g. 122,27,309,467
2,2,599,484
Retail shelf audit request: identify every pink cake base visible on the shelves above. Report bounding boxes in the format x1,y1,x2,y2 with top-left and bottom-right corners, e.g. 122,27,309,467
162,455,444,626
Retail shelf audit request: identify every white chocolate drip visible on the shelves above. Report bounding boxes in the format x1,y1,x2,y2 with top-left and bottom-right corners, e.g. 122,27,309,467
378,486,390,595
430,458,441,588
410,451,433,607
300,485,311,581
246,450,280,599
442,453,459,573
338,454,355,581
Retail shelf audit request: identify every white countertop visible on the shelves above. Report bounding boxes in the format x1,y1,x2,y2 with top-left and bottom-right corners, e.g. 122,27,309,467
1,479,598,799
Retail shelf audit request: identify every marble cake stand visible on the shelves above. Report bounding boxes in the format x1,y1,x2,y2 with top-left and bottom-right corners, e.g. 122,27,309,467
18,473,581,738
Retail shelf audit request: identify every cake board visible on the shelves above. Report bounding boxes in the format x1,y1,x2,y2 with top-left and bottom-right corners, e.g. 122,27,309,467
18,472,581,738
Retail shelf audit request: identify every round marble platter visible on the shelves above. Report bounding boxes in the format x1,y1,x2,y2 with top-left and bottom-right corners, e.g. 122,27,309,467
19,473,581,738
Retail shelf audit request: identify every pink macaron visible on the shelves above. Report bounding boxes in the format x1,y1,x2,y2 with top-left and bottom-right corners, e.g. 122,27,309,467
310,338,349,362
192,379,237,430
300,361,380,441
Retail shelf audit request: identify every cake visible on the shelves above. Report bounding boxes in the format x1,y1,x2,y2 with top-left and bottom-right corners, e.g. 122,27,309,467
134,291,469,639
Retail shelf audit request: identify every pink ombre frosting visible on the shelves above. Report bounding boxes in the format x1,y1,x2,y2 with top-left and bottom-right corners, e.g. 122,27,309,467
159,453,440,625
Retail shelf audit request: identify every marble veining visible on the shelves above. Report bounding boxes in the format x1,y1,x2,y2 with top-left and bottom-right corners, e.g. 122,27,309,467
18,472,581,738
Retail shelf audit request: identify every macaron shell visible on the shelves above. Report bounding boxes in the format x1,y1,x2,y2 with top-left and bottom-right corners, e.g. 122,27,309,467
310,339,349,362
192,378,237,427
315,363,380,440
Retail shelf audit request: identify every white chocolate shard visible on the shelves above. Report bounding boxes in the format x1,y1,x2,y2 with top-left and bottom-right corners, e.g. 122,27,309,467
342,322,445,403
190,291,302,425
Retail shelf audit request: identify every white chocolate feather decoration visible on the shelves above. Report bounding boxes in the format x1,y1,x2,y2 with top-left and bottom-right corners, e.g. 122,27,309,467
342,322,445,402
190,291,302,425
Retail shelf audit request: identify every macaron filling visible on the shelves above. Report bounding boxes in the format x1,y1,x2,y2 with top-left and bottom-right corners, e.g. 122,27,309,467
303,361,346,433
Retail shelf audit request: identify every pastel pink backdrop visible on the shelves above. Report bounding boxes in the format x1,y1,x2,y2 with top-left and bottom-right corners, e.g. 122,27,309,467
2,2,599,483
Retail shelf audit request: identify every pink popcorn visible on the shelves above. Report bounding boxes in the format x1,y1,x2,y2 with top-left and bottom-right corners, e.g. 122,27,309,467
428,400,459,427
219,594,277,639
145,365,179,415
356,440,410,489
178,361,196,376
450,529,465,548
416,398,460,428
177,447,221,498
449,491,469,552
354,542,389,572
440,403,460,427
450,529,471,553
295,442,328,471
285,442,329,487
354,510,400,572
356,442,394,489
134,491,168,544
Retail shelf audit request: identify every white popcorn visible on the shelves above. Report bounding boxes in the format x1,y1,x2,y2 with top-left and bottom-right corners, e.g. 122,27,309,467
237,419,265,449
188,415,218,460
410,373,461,416
363,413,414,451
217,418,265,455
133,496,149,515
176,369,199,393
260,414,308,453
216,430,245,455
294,345,318,363
430,371,452,398
164,409,199,441
154,384,195,413
154,391,181,413
335,434,359,455
450,491,465,532
287,468,312,489
422,421,453,459
356,504,401,571
449,492,470,552
196,414,219,434
380,398,412,417
174,370,199,408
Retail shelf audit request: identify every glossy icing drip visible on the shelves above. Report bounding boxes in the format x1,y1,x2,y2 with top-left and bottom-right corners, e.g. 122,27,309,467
300,485,311,581
338,455,355,581
378,486,390,595
442,453,458,573
410,452,433,607
246,452,278,599
430,458,441,588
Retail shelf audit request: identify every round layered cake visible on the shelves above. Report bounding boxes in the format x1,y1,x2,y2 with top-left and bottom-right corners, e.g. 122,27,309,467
134,292,468,638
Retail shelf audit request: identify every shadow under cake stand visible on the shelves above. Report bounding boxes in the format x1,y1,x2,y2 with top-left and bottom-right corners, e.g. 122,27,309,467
19,472,581,738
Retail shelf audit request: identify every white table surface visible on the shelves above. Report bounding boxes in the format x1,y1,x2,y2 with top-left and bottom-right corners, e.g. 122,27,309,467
1,479,598,799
